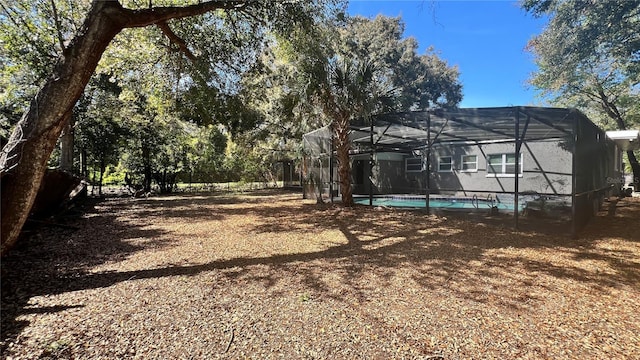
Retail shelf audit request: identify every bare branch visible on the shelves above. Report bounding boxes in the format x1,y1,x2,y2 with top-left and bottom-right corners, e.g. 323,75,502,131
570,85,600,103
50,0,67,51
594,83,627,129
157,21,196,61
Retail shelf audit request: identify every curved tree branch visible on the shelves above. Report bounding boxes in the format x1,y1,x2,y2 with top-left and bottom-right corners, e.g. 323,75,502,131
121,0,249,28
157,21,196,61
595,83,627,130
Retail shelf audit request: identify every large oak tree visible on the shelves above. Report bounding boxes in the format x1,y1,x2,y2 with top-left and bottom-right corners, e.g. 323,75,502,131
523,0,640,182
0,0,336,255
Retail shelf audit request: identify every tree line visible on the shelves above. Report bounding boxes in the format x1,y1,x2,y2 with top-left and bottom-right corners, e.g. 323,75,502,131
1,0,639,255
0,0,463,253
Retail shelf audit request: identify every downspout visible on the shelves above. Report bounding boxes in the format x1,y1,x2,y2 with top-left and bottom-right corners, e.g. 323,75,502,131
514,108,521,230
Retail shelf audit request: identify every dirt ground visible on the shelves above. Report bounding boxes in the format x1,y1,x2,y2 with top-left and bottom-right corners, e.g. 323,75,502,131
1,189,639,359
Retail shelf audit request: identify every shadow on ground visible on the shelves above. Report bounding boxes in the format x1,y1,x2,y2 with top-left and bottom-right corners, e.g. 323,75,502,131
2,189,639,351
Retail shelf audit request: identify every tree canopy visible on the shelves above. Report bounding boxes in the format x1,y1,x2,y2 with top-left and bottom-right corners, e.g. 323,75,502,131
339,15,461,110
0,0,462,254
523,0,640,179
0,0,343,255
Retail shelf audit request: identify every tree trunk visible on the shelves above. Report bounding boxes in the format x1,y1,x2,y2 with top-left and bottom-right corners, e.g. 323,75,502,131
597,89,640,189
142,146,152,193
0,1,124,255
98,158,105,196
0,0,247,255
333,116,354,207
80,148,88,177
59,113,74,171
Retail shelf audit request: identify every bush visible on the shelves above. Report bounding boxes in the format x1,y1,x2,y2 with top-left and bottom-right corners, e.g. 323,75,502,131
102,164,126,185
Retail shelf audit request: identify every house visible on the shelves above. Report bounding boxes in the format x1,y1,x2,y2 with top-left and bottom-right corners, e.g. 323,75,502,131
303,106,637,235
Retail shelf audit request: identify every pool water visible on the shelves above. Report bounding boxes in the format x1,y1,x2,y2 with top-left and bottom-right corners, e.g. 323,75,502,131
354,197,520,211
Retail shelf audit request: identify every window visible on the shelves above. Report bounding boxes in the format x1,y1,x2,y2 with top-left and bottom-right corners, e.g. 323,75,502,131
460,155,478,172
406,157,422,173
487,153,523,176
438,156,453,172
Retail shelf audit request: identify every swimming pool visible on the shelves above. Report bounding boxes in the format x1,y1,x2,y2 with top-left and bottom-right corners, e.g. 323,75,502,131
354,196,521,211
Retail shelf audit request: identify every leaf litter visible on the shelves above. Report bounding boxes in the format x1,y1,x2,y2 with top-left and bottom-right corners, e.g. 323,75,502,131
1,190,639,359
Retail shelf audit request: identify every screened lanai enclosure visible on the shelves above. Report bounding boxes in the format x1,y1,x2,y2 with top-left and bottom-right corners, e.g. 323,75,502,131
302,106,628,236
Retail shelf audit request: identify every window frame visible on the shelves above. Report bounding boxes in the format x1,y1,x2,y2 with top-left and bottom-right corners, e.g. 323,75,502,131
486,153,523,177
459,154,478,172
405,157,423,173
437,156,453,172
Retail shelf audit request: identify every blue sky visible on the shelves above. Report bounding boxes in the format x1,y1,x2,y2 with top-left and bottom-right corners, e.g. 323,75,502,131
347,0,549,108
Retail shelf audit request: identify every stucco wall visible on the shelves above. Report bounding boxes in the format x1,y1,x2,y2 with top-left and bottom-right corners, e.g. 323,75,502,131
427,139,573,195
365,138,575,196
316,139,618,201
